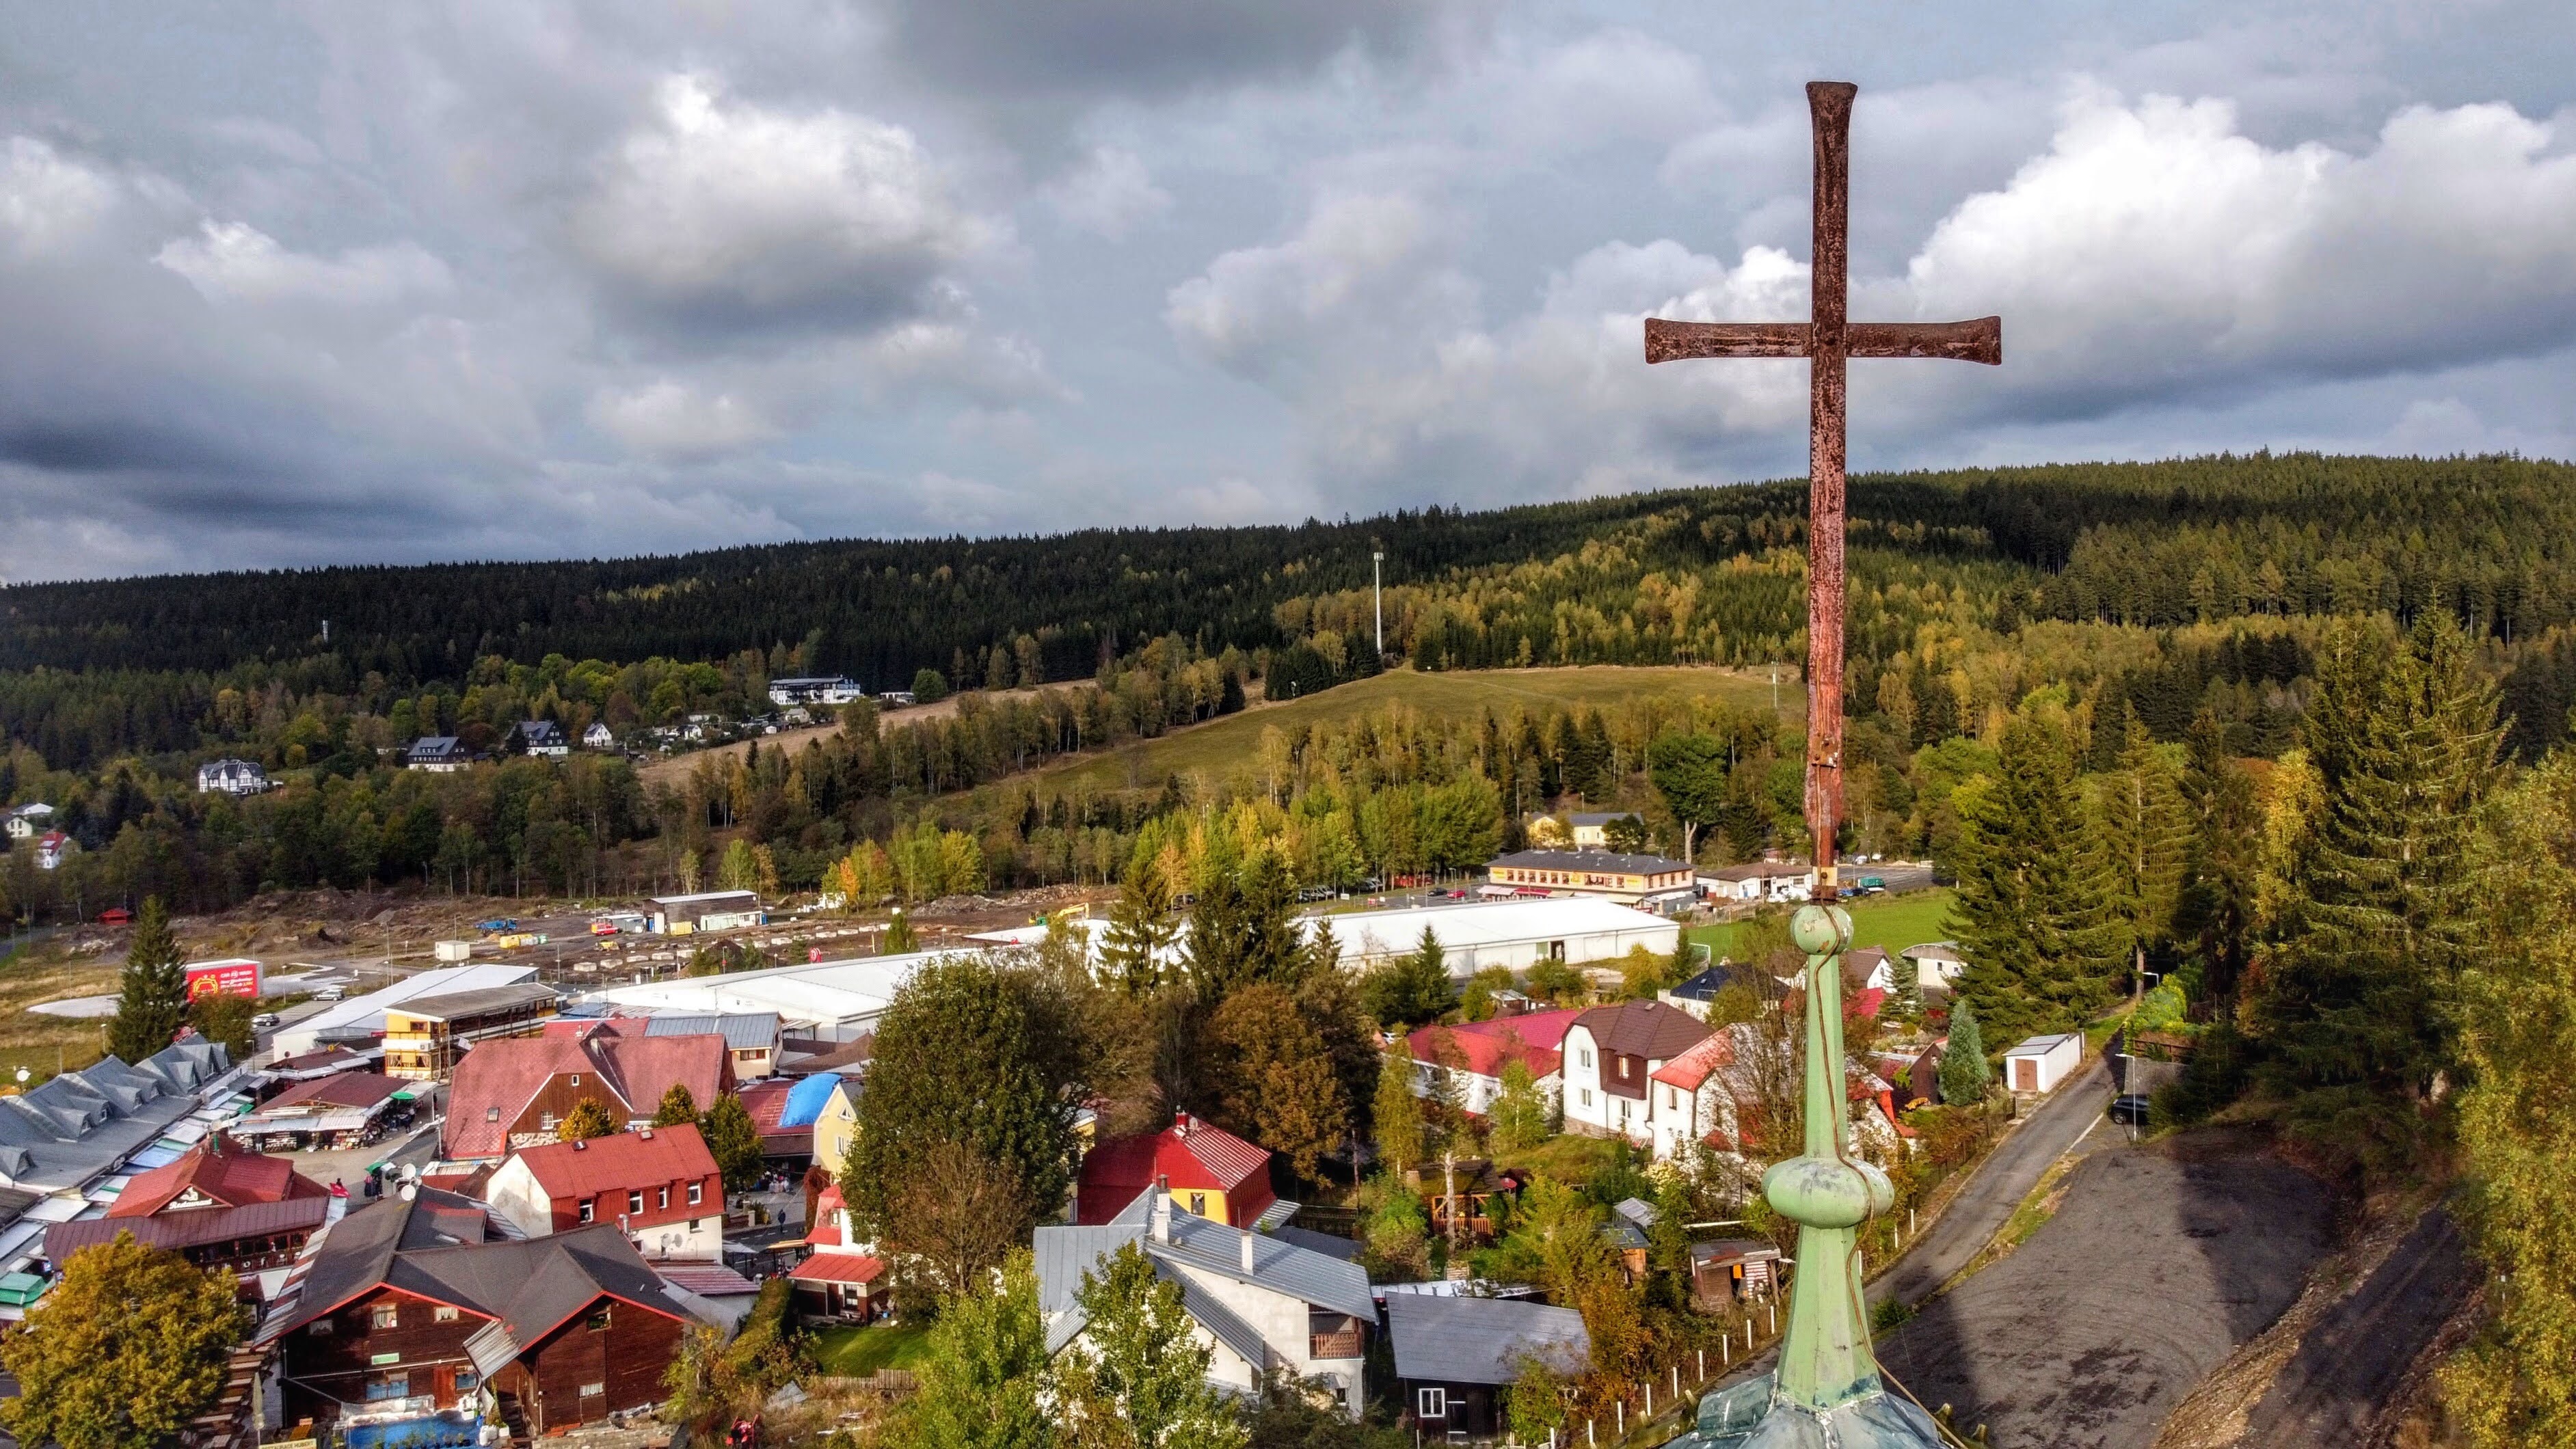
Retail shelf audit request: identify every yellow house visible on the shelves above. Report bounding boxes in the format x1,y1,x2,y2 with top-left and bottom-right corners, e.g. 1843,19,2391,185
809,1079,863,1175
379,983,561,1081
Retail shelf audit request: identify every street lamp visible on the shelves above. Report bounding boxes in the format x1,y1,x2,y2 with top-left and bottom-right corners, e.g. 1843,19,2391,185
1371,550,1384,656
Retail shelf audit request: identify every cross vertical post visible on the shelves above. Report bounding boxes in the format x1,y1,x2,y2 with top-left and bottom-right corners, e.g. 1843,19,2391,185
1643,81,2000,1446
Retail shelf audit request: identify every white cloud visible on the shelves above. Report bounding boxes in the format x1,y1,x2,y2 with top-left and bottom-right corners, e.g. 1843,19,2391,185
1167,87,2576,509
155,220,453,308
1166,191,1473,382
1043,148,1173,238
0,138,120,260
572,74,990,334
587,379,781,461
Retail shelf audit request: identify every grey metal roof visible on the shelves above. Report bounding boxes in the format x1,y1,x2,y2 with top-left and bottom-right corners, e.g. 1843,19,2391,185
1034,1201,1377,1353
399,984,562,1020
1488,848,1694,874
0,1043,232,1193
1268,1225,1360,1262
644,1012,782,1051
1384,1293,1590,1385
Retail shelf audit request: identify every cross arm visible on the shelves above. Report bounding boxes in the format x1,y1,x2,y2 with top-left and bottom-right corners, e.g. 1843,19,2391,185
1643,315,2002,365
1848,316,2002,364
1643,320,1808,364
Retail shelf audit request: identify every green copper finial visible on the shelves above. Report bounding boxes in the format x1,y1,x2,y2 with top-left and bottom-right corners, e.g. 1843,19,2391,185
1669,902,1941,1449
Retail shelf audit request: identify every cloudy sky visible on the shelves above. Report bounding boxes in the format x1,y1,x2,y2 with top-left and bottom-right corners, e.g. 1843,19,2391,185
2,1,2573,580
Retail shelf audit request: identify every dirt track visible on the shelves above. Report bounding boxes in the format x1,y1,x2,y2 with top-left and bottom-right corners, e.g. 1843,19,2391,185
2233,1208,2473,1447
1875,1132,2333,1449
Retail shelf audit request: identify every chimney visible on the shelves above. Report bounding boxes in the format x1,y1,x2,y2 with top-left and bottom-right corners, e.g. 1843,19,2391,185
1151,1194,1172,1245
573,1139,587,1151
639,1128,654,1141
1239,1230,1257,1273
1172,1111,1189,1138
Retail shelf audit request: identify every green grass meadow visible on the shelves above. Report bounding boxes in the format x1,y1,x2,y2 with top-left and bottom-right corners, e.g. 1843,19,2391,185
1685,887,1957,964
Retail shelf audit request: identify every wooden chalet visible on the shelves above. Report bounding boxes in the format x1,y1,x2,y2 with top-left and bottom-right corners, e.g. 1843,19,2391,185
258,1187,708,1435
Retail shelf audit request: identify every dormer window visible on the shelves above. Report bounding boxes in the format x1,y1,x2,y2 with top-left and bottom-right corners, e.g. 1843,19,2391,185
579,1202,594,1223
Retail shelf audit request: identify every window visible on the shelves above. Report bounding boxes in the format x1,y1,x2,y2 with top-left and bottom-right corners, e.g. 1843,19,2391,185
578,1202,594,1223
585,1308,613,1331
456,1370,481,1392
570,1074,581,1085
687,1182,703,1206
1579,1048,1594,1069
580,1382,606,1398
628,1191,645,1215
1187,1192,1207,1216
1417,1387,1447,1419
433,1305,459,1323
485,1107,500,1123
658,1187,670,1210
370,1303,399,1329
307,1320,334,1336
366,1372,412,1401
1580,1088,1594,1107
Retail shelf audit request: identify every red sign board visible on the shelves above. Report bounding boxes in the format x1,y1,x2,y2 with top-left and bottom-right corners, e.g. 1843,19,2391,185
185,959,263,1001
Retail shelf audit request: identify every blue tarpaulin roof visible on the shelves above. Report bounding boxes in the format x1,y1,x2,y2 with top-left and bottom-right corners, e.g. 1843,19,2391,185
781,1072,842,1128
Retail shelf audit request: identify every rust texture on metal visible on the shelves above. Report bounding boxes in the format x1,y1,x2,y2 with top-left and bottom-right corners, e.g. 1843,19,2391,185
1639,79,2003,899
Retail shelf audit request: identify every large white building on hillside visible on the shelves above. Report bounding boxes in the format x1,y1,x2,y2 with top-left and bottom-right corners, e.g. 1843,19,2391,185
975,898,1680,981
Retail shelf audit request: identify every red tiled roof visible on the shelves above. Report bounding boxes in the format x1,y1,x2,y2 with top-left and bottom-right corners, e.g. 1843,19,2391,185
504,1124,718,1202
1409,1007,1584,1081
1076,1115,1274,1225
443,1026,729,1159
111,1140,326,1217
1649,1033,1739,1092
790,1252,885,1285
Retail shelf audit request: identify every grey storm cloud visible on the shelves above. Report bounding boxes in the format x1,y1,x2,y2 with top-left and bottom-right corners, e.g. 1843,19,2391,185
0,0,2573,580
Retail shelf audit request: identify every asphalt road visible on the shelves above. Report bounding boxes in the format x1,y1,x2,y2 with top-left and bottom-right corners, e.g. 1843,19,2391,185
1875,1132,2334,1449
2238,1208,2473,1447
1869,1057,2116,1308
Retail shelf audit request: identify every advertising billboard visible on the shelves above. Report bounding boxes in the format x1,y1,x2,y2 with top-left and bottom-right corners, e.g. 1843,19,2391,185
184,958,264,1001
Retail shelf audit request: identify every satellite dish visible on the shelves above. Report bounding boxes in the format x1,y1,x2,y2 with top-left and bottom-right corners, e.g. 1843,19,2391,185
400,1163,420,1183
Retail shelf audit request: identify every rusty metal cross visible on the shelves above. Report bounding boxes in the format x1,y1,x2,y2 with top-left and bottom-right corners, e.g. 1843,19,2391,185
1645,81,2000,897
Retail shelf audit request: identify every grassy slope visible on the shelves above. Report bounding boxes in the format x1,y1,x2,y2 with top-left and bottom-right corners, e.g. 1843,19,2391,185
1038,665,1787,794
0,952,120,1084
1685,887,1957,962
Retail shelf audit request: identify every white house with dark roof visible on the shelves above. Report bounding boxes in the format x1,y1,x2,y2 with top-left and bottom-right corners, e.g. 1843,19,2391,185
3,804,53,841
582,722,617,750
196,759,269,795
505,720,570,757
1036,1189,1376,1416
406,736,472,772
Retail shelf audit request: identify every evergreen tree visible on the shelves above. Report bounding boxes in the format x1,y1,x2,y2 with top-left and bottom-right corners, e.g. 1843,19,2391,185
1373,1044,1425,1178
1099,858,1179,997
654,1083,699,1126
701,1094,766,1192
2099,719,2190,979
1648,731,1728,862
107,897,188,1064
2256,616,2499,1156
898,1249,1052,1449
2173,709,2262,1003
1948,714,2130,1044
1358,927,1452,1029
881,908,919,954
1938,999,1991,1105
1209,984,1347,1182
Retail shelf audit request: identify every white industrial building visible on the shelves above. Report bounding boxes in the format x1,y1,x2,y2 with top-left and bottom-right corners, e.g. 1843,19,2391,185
269,964,543,1059
1318,899,1678,975
578,949,965,1042
971,897,1678,981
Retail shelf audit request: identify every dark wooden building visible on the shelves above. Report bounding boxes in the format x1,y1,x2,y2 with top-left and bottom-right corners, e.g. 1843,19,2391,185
1384,1292,1590,1437
46,1197,330,1295
257,1187,701,1434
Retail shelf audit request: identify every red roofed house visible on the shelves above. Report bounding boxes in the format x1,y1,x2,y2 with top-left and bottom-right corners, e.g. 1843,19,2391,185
1406,1007,1581,1117
483,1125,725,1262
442,1023,733,1161
1076,1113,1279,1228
109,1137,326,1218
788,1251,887,1325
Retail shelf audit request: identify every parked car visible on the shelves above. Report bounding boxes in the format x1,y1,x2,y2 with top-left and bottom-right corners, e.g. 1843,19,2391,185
312,987,345,1002
589,919,621,935
252,1012,280,1029
2108,1094,2152,1126
475,917,518,932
